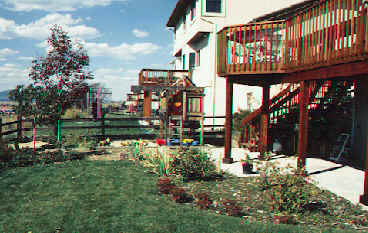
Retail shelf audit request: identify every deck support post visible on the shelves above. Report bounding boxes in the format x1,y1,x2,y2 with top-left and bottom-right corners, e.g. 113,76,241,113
297,80,310,170
143,90,152,118
360,137,368,205
357,78,368,205
259,85,270,158
223,77,234,164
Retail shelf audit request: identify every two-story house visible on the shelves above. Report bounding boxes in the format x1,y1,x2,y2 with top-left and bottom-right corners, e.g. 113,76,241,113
166,0,306,124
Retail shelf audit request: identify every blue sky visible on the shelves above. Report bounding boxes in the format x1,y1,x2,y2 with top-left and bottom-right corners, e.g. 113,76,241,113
0,0,177,101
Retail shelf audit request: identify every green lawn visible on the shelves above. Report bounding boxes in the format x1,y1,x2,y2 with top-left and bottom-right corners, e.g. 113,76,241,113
0,159,359,233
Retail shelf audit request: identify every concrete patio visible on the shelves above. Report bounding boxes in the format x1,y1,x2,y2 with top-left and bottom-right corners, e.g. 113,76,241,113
208,147,367,209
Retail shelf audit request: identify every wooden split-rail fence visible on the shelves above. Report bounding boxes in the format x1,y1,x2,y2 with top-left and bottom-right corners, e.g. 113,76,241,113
0,114,225,145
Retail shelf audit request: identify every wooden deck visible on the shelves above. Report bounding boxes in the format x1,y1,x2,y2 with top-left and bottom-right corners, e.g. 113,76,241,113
138,69,189,86
217,0,368,81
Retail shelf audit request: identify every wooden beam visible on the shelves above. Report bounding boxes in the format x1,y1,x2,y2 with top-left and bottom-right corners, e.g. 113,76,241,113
143,90,152,118
357,78,368,205
259,85,270,158
223,77,234,164
297,80,310,170
360,138,368,205
284,61,368,83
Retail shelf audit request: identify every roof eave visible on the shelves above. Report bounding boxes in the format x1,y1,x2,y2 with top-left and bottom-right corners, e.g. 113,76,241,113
166,0,195,28
250,0,318,23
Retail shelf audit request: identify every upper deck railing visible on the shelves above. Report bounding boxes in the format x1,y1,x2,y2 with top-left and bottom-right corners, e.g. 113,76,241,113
217,0,368,77
138,69,189,86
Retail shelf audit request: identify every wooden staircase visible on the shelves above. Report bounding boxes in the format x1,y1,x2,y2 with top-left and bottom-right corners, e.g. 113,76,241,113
239,80,354,155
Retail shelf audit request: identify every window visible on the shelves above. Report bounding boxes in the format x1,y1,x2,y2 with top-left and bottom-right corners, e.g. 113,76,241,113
187,97,202,113
206,0,222,13
189,52,196,70
182,54,186,70
197,50,200,66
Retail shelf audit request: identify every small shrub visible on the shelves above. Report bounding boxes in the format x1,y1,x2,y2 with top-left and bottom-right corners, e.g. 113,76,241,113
0,141,14,163
63,107,86,119
172,148,217,180
195,192,212,210
276,215,296,225
39,150,68,164
170,186,192,203
258,161,317,213
155,149,175,177
157,177,176,194
222,199,243,217
129,140,146,162
233,108,251,132
63,134,82,149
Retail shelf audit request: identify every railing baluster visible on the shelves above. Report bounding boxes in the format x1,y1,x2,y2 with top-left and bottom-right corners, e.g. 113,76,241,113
247,26,252,72
353,0,357,55
347,0,352,57
253,24,257,72
242,26,246,72
359,0,365,53
264,23,268,71
271,23,275,71
322,1,327,62
337,0,342,59
318,4,323,63
366,1,368,52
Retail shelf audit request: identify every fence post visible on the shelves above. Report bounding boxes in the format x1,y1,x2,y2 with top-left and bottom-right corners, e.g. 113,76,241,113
101,109,105,139
17,113,22,140
200,116,204,145
0,117,2,141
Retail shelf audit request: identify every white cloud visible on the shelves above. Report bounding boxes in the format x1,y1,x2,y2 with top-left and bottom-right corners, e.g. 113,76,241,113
84,41,160,60
132,29,148,38
3,0,129,12
0,13,100,41
0,48,18,56
18,56,34,61
0,48,19,61
93,67,139,101
0,18,16,39
0,63,30,90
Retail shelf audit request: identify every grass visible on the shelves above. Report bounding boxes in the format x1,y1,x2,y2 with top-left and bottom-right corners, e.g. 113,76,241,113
0,159,358,233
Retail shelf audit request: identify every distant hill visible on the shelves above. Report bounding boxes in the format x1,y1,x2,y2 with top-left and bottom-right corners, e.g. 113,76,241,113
0,90,10,101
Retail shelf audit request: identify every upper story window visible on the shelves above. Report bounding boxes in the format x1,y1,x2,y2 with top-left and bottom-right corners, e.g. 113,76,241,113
183,15,186,29
189,52,196,70
206,0,222,13
182,54,186,70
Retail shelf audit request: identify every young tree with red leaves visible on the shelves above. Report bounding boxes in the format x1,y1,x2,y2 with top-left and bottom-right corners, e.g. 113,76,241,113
27,25,93,137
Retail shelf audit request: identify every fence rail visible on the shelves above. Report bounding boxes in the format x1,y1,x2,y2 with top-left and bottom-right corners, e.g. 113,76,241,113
0,116,161,142
0,115,225,144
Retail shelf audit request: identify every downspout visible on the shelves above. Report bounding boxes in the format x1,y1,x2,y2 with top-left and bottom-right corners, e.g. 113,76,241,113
202,18,217,127
212,24,217,127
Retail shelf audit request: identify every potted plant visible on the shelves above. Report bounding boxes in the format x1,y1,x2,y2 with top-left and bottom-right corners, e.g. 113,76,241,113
241,155,253,174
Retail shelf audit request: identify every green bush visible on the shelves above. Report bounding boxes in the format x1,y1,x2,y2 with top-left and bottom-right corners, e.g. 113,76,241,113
233,108,251,132
0,141,14,163
257,161,318,213
63,107,86,119
0,141,84,169
128,140,146,161
172,148,217,180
